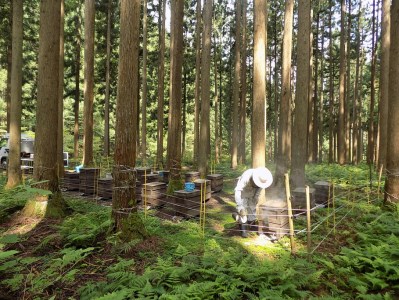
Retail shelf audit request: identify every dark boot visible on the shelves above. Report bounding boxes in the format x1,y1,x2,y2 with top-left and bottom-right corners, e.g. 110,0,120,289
240,224,248,238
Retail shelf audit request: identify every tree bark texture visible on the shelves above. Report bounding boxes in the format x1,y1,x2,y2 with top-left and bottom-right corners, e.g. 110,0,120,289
252,0,267,169
6,0,23,189
104,0,112,157
57,0,65,178
291,0,310,187
385,0,399,203
239,0,247,165
275,0,293,185
74,4,81,159
33,0,61,193
141,0,148,163
83,0,95,166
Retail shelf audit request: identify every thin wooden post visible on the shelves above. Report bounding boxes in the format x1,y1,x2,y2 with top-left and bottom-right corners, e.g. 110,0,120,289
378,164,383,200
306,185,311,260
332,182,336,236
284,173,295,254
144,168,147,218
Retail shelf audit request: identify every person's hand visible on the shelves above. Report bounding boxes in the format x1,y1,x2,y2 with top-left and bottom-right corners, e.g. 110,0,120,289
237,207,247,224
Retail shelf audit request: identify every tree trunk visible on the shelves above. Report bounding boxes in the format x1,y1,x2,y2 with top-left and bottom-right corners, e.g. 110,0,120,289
353,3,362,165
182,68,187,158
345,0,352,163
252,0,267,168
6,1,12,133
198,0,213,177
83,0,95,166
112,0,146,241
378,0,390,170
140,0,148,164
337,0,347,165
214,37,220,164
74,4,81,159
166,0,184,191
31,0,66,218
239,0,247,165
291,0,310,187
275,0,293,186
312,9,319,163
231,0,241,169
104,0,112,157
57,0,65,178
318,16,325,163
6,0,23,189
156,0,166,169
384,0,399,204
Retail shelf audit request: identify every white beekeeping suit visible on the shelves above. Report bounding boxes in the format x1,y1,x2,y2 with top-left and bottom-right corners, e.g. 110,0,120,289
234,167,273,237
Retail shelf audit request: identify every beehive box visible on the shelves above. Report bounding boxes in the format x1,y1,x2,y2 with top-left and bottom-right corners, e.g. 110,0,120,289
206,174,224,193
173,189,203,218
62,171,80,191
141,182,167,207
314,181,331,205
136,180,142,202
135,167,152,181
259,199,289,238
157,170,170,184
97,178,113,200
185,171,200,182
138,173,159,185
193,179,212,199
79,168,100,195
291,187,315,209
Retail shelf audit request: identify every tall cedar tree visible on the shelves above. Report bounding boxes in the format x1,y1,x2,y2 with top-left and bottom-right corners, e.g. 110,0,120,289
239,0,247,164
57,0,65,177
252,0,266,168
104,0,112,157
166,0,184,190
74,2,82,159
193,0,201,166
378,0,390,170
112,0,146,240
141,0,148,163
275,0,294,186
6,0,23,189
198,0,213,177
385,0,399,204
83,0,95,166
291,0,310,187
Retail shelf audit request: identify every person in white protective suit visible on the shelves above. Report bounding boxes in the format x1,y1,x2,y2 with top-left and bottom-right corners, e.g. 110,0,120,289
233,167,273,237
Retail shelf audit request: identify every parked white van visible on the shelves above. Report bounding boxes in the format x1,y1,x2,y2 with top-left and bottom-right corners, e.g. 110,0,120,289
0,133,35,169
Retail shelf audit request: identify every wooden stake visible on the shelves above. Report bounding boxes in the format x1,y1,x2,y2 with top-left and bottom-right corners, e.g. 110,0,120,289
284,173,295,254
306,185,311,261
144,168,147,218
332,183,336,236
378,164,383,200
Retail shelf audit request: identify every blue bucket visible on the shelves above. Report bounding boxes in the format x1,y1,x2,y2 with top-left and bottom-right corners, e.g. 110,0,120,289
184,182,195,192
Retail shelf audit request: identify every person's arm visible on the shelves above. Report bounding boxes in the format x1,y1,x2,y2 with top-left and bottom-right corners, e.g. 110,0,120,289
235,189,244,212
253,187,262,203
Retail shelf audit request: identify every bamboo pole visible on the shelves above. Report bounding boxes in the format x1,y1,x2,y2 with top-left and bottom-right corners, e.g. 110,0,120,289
378,164,383,200
306,185,311,261
144,168,147,218
284,173,295,254
332,182,336,236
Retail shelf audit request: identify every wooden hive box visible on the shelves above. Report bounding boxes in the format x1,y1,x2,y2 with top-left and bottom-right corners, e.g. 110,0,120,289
141,182,167,207
206,174,224,193
135,180,142,202
157,170,170,184
291,187,315,209
79,168,100,195
62,171,80,191
139,173,160,184
193,179,212,199
185,171,200,182
314,181,331,205
173,189,203,218
97,178,113,200
259,199,289,239
135,167,152,181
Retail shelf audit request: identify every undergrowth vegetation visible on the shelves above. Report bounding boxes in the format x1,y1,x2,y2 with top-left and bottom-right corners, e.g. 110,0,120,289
0,164,398,299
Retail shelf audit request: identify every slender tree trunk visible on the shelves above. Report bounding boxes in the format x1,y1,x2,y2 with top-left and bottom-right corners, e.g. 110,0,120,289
141,0,148,163
6,1,12,133
199,0,213,177
275,0,293,185
83,0,95,166
378,0,390,170
384,0,399,204
57,0,65,178
231,0,241,169
104,0,112,157
318,17,325,163
214,38,220,164
182,68,187,158
6,0,23,189
291,0,310,187
358,50,365,162
112,0,146,241
312,9,319,163
193,0,202,166
252,0,267,168
156,0,166,169
345,0,352,163
337,0,347,165
166,0,184,190
74,4,81,159
239,0,247,165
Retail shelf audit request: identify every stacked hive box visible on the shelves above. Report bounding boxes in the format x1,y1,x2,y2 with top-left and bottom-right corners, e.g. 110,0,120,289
314,181,331,205
63,171,80,191
141,182,167,207
97,178,113,200
206,174,224,193
193,179,212,200
258,199,289,239
79,168,100,195
173,189,202,218
185,171,200,182
291,187,315,209
158,170,170,184
135,168,159,202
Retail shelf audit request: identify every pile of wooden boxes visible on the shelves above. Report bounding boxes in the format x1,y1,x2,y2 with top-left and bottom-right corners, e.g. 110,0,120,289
62,171,80,191
314,181,332,205
206,174,224,193
97,176,113,200
141,181,167,207
291,187,315,209
79,168,100,196
258,199,289,239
